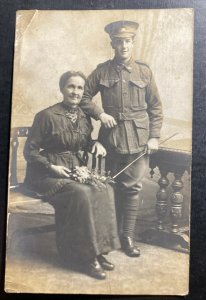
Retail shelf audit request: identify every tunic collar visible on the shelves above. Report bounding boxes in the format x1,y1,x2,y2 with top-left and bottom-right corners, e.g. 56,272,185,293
112,57,134,73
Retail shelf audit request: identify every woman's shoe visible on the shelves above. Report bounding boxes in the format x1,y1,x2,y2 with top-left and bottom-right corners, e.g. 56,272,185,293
97,255,115,271
86,258,106,280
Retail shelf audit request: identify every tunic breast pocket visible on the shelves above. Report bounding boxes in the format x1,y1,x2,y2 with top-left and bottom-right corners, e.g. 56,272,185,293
133,117,149,146
129,79,147,109
100,78,120,108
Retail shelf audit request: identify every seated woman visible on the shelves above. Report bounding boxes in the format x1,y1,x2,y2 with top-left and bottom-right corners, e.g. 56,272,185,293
24,71,120,280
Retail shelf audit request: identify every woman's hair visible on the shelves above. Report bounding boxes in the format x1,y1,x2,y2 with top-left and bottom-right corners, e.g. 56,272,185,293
59,71,87,91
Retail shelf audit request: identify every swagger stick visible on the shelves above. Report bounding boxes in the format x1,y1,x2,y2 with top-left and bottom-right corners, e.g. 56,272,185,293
112,132,179,180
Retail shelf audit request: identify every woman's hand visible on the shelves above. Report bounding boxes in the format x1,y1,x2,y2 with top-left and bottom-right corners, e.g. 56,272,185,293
91,141,107,157
49,165,71,178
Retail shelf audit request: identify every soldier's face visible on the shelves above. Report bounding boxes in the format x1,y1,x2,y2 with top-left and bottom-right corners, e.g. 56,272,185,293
61,76,85,107
111,37,134,61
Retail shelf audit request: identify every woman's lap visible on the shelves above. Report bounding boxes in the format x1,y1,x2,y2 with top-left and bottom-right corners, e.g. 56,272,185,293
48,181,120,263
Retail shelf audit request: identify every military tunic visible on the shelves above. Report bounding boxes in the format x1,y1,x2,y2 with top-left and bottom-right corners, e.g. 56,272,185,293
81,58,163,154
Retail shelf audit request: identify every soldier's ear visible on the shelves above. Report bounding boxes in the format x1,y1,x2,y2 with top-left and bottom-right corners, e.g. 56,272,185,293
111,40,115,50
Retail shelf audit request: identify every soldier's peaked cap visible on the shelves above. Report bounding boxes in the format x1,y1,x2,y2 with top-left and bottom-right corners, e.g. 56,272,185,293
104,20,139,39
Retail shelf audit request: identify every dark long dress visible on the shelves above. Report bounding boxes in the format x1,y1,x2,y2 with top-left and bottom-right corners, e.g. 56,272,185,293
24,102,120,264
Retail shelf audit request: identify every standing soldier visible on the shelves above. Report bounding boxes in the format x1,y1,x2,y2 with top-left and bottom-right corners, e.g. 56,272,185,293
80,20,163,257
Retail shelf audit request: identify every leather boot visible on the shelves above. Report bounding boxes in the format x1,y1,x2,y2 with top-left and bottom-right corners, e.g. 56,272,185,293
97,255,115,271
121,236,141,257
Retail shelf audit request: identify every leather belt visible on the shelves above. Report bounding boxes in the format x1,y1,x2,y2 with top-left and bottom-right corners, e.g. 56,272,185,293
117,111,147,121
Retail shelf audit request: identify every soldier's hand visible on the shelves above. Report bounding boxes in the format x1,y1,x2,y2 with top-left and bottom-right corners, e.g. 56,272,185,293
99,112,117,128
146,138,159,155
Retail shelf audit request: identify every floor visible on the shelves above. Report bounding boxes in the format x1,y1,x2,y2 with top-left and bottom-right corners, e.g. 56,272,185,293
4,213,189,295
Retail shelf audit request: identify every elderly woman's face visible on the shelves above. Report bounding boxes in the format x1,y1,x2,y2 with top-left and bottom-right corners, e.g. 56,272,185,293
61,76,85,107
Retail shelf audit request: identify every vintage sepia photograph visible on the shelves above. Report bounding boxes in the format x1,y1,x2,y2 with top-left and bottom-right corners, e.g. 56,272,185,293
5,9,193,294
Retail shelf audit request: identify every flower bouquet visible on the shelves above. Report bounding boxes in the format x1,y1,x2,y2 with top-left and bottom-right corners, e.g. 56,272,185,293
67,166,114,189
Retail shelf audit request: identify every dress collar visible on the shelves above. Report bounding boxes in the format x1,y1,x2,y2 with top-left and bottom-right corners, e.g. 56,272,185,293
51,102,85,118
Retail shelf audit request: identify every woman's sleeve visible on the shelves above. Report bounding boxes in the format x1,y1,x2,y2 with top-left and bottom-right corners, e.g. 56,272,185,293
23,111,51,168
82,115,96,153
86,137,96,153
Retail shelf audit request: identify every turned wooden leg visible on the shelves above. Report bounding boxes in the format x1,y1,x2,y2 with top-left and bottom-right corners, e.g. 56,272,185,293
169,172,184,233
156,170,169,230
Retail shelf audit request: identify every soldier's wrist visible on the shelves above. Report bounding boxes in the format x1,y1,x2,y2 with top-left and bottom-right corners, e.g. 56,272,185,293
98,112,106,120
45,162,54,171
